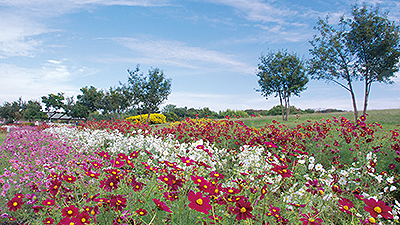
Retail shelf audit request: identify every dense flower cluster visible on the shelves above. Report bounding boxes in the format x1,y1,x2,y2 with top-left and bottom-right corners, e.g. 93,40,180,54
126,113,167,125
0,114,399,224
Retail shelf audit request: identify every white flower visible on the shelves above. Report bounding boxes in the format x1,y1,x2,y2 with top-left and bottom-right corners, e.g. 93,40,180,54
366,152,373,160
338,177,347,185
387,176,394,184
309,156,315,164
308,164,315,170
298,159,305,164
315,163,324,171
340,170,349,177
390,186,397,192
376,175,383,183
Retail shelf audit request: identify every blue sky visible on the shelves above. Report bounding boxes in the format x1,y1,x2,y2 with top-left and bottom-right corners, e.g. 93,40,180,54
1,0,399,112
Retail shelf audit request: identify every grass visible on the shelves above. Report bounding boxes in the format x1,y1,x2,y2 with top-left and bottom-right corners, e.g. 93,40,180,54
0,133,6,146
240,108,400,131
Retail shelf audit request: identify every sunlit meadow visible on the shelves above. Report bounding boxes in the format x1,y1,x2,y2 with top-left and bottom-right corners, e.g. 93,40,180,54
0,115,399,225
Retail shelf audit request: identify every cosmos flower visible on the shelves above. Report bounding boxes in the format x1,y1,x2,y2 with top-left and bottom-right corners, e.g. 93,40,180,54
188,191,212,214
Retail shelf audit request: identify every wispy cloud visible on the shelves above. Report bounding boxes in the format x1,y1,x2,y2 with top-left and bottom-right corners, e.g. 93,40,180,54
0,60,99,104
0,13,54,57
105,37,255,74
0,0,170,57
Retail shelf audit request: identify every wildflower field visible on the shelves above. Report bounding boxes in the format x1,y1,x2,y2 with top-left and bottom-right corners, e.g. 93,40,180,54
0,114,399,225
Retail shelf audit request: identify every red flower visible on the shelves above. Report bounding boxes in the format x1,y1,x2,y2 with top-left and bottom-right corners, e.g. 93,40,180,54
338,198,354,215
233,199,253,221
153,198,172,213
111,158,125,168
48,179,62,196
136,208,147,216
188,191,212,214
61,205,80,218
57,217,83,225
299,213,323,225
63,174,77,183
42,198,55,206
43,217,55,225
85,170,100,179
109,194,127,211
76,211,91,224
363,198,393,219
7,197,24,212
98,150,111,159
271,163,293,179
99,176,119,192
32,205,44,213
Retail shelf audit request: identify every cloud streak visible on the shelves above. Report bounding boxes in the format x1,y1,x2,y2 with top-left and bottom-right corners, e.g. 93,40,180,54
108,37,255,74
0,60,99,104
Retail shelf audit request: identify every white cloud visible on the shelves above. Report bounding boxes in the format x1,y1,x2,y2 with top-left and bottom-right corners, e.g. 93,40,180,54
0,13,53,57
109,37,255,74
0,60,99,104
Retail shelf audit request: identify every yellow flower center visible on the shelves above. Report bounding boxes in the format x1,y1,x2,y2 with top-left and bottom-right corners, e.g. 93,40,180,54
343,205,349,210
110,182,114,186
196,198,203,205
319,190,324,195
164,178,169,181
140,212,144,215
91,210,95,215
240,207,246,213
69,222,75,225
262,189,266,194
309,218,315,222
369,217,376,223
81,218,86,222
282,169,287,173
13,202,18,206
374,206,382,214
68,210,73,214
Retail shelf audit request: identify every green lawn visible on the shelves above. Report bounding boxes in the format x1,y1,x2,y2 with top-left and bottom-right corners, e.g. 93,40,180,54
0,133,7,146
240,108,400,131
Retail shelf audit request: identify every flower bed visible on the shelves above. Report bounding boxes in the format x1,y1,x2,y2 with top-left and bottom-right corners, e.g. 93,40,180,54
0,115,399,224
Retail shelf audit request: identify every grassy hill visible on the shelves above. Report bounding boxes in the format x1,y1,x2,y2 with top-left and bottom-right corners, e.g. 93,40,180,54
240,108,400,131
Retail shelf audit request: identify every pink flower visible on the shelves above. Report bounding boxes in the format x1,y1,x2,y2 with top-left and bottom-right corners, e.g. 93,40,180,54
363,198,393,219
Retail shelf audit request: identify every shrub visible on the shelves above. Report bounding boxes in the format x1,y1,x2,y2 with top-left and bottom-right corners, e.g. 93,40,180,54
126,113,167,124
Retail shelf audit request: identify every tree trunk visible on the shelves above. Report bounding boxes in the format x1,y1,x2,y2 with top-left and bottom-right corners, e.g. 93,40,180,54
278,91,285,121
348,82,358,120
363,82,371,116
285,97,290,121
146,109,151,125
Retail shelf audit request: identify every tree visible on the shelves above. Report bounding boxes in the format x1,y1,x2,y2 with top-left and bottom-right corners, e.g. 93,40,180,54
308,4,400,119
308,15,359,119
256,50,308,121
63,96,90,119
77,86,104,113
23,100,47,121
126,65,172,124
0,98,27,123
347,4,400,115
101,86,132,117
41,93,65,112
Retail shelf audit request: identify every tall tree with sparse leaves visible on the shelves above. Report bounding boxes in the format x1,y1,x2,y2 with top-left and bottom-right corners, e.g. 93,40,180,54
347,4,400,115
309,3,400,119
256,50,308,121
126,65,172,124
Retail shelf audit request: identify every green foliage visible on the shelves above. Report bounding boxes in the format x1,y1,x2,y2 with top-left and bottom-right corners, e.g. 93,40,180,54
218,109,249,118
308,3,400,119
126,65,172,124
77,86,104,113
23,100,46,121
347,4,400,114
0,98,27,123
41,93,65,112
256,49,308,121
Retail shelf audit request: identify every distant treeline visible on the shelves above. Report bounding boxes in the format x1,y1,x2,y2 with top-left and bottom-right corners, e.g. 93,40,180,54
88,104,343,122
